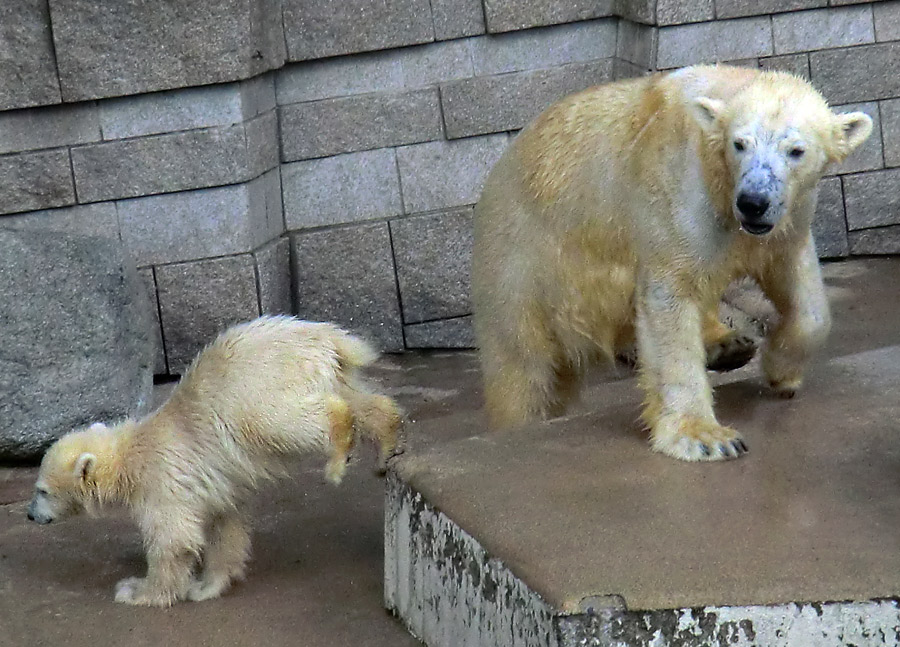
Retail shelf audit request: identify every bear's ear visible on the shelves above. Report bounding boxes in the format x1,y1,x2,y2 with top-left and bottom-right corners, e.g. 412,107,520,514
829,111,873,162
692,97,725,130
73,453,96,482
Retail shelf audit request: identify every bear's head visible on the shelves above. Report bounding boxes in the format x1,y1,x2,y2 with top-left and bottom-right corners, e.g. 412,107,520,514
27,422,116,524
692,72,872,236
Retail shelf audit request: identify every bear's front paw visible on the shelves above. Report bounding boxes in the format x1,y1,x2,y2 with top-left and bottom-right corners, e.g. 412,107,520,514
113,576,176,607
651,415,748,462
706,333,757,372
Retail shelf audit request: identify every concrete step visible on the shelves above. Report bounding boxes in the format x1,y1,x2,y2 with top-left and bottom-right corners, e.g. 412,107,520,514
385,258,900,647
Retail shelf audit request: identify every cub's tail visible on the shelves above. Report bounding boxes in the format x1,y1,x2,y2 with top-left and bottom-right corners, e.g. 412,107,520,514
333,330,379,369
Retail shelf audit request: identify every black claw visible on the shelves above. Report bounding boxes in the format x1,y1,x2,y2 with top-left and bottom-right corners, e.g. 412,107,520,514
731,440,744,455
700,443,711,456
738,440,749,453
719,443,732,457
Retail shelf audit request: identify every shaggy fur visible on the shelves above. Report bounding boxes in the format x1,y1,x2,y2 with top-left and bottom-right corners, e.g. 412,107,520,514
472,65,872,461
27,316,402,606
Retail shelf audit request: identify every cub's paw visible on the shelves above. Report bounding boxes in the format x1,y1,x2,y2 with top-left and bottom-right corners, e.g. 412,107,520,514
114,577,176,607
651,415,748,462
767,377,802,399
706,334,757,372
186,575,231,602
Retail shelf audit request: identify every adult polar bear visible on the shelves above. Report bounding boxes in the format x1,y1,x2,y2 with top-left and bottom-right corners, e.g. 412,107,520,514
472,65,872,461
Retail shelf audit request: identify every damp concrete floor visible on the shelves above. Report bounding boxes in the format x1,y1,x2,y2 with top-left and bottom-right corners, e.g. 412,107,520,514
0,257,898,645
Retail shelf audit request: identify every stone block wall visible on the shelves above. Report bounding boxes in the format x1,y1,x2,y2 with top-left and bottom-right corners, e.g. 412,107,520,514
1,0,898,374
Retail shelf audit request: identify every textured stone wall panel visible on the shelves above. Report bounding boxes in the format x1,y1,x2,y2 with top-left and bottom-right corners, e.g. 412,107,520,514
404,317,476,349
810,42,900,104
431,0,485,39
716,0,826,20
0,0,61,111
813,177,849,258
880,98,900,168
656,16,774,69
843,168,900,231
656,0,714,25
0,149,75,215
0,202,118,239
771,5,875,55
254,236,293,316
482,0,615,33
0,102,99,155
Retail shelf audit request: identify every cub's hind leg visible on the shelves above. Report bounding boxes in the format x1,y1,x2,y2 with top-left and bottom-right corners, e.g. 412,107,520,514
187,513,252,602
324,395,355,484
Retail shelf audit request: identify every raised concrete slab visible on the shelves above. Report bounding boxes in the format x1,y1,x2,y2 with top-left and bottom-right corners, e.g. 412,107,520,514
385,258,900,646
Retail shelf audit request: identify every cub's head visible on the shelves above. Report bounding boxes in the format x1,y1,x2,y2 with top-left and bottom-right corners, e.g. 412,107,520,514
27,422,110,524
693,72,872,236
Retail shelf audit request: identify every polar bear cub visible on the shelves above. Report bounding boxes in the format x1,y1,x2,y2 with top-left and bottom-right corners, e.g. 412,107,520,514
27,316,401,607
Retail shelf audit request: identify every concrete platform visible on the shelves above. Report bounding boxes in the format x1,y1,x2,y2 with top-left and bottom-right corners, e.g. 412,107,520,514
385,258,900,647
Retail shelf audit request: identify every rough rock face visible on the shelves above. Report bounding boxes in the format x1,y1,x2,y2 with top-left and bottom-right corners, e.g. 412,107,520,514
0,229,156,461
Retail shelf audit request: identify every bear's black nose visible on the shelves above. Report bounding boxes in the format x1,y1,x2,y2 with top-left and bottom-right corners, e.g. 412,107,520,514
736,192,770,219
26,510,34,521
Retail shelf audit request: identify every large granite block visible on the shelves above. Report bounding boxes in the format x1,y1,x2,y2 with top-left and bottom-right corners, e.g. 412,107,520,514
759,53,811,79
291,223,403,352
813,177,848,258
482,0,615,33
0,102,99,155
117,170,281,266
137,267,168,375
156,254,261,373
441,61,614,139
280,89,442,161
849,226,900,255
404,316,476,349
48,0,285,102
71,122,274,203
431,0,485,39
874,1,900,42
396,135,508,214
881,98,900,168
399,40,476,88
810,42,900,104
390,209,473,323
0,0,61,111
282,0,434,61
615,0,655,25
716,0,826,19
0,230,155,460
843,168,900,230
617,19,657,68
469,19,617,76
281,148,402,229
656,0,714,25
0,202,118,239
772,5,874,55
276,51,405,105
254,236,293,315
0,149,75,215
657,16,774,69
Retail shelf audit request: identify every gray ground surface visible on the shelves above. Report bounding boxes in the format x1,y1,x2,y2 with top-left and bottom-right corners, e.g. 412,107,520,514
0,257,897,645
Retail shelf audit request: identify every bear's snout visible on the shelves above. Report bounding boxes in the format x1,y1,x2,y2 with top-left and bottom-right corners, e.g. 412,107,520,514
26,501,53,524
735,191,774,235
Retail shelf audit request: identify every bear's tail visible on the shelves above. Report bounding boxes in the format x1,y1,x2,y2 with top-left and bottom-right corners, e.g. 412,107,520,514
333,331,379,369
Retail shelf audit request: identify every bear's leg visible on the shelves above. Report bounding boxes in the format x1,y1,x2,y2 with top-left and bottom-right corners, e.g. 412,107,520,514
481,347,568,428
324,395,355,484
636,276,748,461
346,391,403,473
757,236,830,397
115,509,204,606
187,514,251,602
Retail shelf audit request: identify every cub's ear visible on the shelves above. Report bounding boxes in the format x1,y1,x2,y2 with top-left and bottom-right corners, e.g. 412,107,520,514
691,97,725,130
74,453,96,482
829,111,873,162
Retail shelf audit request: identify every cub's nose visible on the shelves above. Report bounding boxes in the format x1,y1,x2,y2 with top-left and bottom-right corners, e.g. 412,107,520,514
26,509,35,521
736,192,770,219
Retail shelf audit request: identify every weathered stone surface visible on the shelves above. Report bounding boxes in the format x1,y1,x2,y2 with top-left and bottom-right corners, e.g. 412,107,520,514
759,53,811,79
874,1,900,42
71,122,275,203
849,226,900,255
291,223,403,352
280,89,442,162
442,61,613,139
0,103,99,155
880,98,900,168
0,202,118,238
0,0,61,111
48,0,285,102
843,168,900,230
656,0,714,25
137,268,168,375
828,102,883,176
239,74,277,120
0,149,75,215
482,0,615,33
813,177,848,258
244,110,280,176
810,42,900,104
282,0,434,61
276,51,406,105
156,254,261,373
615,0,655,25
254,235,293,315
404,316,476,349
396,135,508,214
281,149,402,229
0,229,155,460
772,5,874,55
117,170,281,266
390,209,473,323
432,0,485,39
614,59,651,80
617,19,657,68
715,0,826,19
657,16,774,69
398,40,476,88
469,19,617,76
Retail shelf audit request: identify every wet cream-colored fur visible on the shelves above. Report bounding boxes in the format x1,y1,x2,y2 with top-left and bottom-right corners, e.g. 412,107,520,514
27,316,401,606
473,65,872,461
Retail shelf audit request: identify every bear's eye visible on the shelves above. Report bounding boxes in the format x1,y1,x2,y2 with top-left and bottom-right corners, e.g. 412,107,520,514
36,487,48,497
789,146,805,159
733,140,745,152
